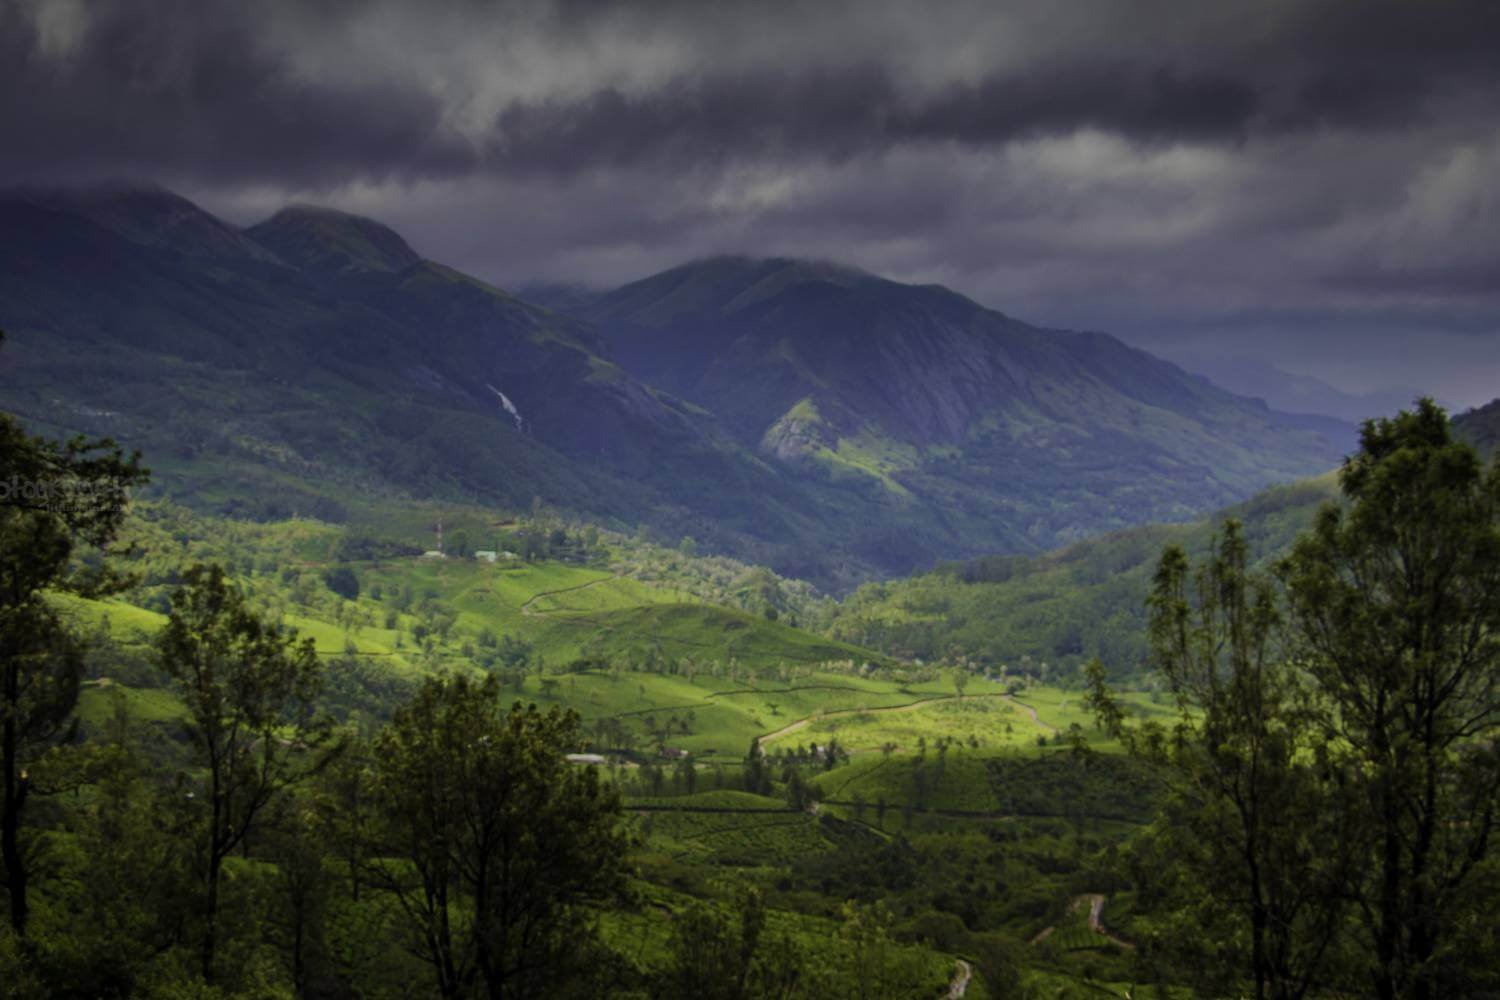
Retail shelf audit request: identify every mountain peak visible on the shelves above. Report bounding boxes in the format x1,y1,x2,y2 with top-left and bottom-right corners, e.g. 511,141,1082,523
675,254,874,296
18,183,282,263
691,254,871,281
583,254,878,330
246,204,421,277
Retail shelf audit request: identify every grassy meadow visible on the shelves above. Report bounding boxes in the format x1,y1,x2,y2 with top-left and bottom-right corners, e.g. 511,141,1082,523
36,497,1175,997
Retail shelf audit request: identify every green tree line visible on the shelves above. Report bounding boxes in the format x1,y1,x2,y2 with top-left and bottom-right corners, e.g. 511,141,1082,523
1091,400,1500,999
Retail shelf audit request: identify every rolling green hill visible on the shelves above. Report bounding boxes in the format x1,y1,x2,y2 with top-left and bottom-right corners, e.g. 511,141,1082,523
822,395,1499,675
47,495,896,739
824,472,1340,675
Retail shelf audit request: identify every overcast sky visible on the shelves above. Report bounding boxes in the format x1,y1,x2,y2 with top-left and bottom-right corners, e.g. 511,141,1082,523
5,0,1498,407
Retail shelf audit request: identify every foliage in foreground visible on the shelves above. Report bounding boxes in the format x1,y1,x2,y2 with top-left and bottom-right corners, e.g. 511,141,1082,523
1091,400,1500,1000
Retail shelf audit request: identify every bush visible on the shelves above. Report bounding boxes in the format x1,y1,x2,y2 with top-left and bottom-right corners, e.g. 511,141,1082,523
322,567,360,601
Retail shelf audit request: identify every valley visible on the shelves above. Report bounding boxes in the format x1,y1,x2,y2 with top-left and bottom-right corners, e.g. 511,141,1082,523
39,491,1161,997
1,192,1496,1000
4,0,1499,992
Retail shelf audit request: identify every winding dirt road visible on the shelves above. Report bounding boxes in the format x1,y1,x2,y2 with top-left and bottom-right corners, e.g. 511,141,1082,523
519,574,621,616
946,958,972,998
756,691,1062,750
1029,894,1135,950
1086,894,1135,950
1004,695,1058,734
756,693,1013,746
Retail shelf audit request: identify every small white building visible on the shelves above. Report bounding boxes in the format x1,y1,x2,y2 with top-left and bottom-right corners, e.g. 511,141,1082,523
474,550,499,563
565,753,607,765
421,550,446,559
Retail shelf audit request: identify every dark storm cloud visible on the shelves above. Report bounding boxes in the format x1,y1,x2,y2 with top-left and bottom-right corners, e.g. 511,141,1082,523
0,0,473,186
477,0,1500,175
4,0,1499,405
487,66,898,173
895,67,1258,145
487,63,1260,175
5,0,1498,184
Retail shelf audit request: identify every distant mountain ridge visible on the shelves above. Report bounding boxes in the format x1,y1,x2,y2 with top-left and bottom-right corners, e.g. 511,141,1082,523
0,186,1352,587
0,185,782,548
575,255,1352,562
1458,398,1500,458
1160,349,1438,425
247,205,423,276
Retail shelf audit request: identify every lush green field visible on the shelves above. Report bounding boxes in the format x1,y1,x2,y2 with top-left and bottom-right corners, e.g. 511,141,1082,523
31,525,1220,1000
636,805,836,866
82,499,875,676
76,680,185,727
595,876,959,995
61,537,1159,774
34,496,1179,998
825,472,1340,675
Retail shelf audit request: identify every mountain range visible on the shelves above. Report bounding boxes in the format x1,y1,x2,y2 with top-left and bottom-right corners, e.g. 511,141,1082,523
1,185,1353,588
1157,348,1439,425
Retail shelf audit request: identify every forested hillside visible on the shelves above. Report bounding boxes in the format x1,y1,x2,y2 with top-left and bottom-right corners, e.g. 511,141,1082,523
824,474,1337,675
824,394,1498,675
0,189,1350,588
577,256,1351,571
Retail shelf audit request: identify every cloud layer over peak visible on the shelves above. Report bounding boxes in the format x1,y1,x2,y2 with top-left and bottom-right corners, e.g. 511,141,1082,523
5,0,1498,406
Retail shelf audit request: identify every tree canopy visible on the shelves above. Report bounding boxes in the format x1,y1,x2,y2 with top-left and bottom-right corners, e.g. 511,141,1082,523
1,341,148,936
368,674,629,999
1093,399,1500,999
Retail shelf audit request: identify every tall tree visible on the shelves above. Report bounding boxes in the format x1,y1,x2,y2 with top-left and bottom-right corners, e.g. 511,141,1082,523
158,563,331,983
1280,400,1500,1000
57,699,198,995
0,347,147,936
1091,521,1354,1000
658,885,805,999
742,738,772,796
263,793,336,997
368,674,629,999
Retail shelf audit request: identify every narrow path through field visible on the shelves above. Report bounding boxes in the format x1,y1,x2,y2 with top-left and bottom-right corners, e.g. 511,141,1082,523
756,693,1011,746
947,958,972,998
519,574,620,616
1085,893,1135,949
1004,695,1057,734
755,690,1067,749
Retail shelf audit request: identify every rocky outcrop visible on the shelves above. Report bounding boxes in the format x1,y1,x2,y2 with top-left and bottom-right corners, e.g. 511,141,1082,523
759,398,834,462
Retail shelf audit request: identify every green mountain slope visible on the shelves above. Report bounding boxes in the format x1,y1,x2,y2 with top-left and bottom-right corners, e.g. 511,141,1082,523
53,495,891,730
1457,397,1500,458
823,397,1496,675
580,257,1353,567
824,473,1338,675
1,186,1360,589
0,187,836,563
